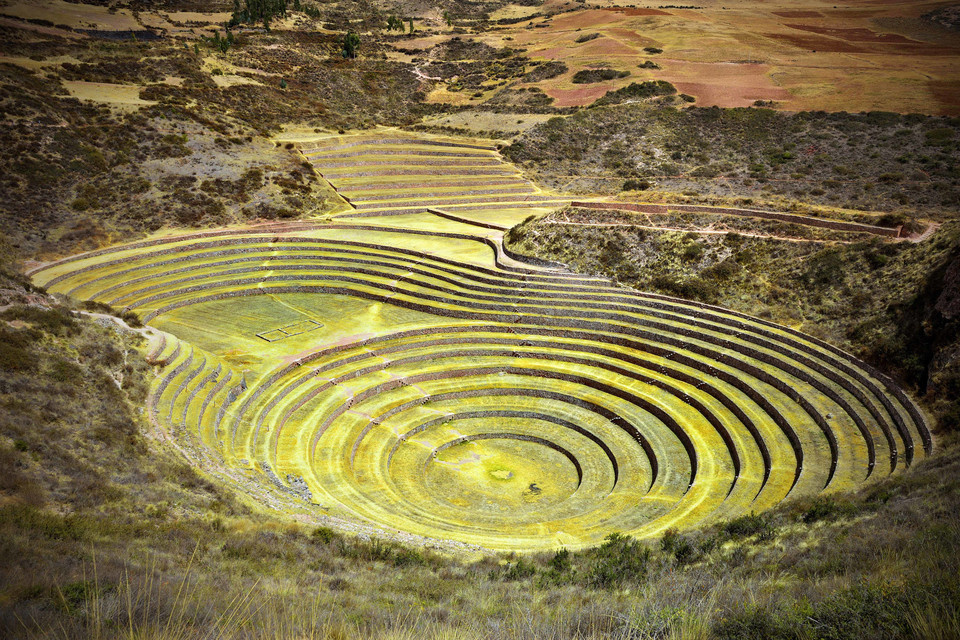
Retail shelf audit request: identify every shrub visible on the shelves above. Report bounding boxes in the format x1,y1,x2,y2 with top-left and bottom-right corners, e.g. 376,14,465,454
590,532,651,588
1,305,78,336
0,326,38,372
522,61,567,82
704,257,740,280
924,128,955,146
572,68,630,84
57,579,109,614
575,32,600,43
342,32,360,58
70,197,91,211
121,310,142,327
311,526,338,544
672,536,697,565
503,558,536,581
713,603,799,640
660,528,698,563
80,300,113,314
623,178,652,191
803,247,844,285
392,546,426,567
0,504,90,541
593,80,676,106
661,528,680,552
801,497,858,523
48,358,83,385
683,243,704,261
549,547,571,573
723,512,773,539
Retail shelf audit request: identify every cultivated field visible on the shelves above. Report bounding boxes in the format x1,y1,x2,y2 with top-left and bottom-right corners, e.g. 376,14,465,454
406,0,960,114
29,138,931,550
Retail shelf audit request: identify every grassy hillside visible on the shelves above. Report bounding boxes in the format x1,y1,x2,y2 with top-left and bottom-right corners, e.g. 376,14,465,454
504,105,960,216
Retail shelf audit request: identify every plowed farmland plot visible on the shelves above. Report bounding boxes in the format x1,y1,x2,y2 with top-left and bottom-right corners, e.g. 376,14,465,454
29,134,930,551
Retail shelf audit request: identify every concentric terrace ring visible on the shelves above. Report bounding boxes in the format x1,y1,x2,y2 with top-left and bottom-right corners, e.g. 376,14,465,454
29,222,930,549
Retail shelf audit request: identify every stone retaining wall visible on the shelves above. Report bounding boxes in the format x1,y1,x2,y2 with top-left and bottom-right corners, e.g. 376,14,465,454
571,202,903,238
302,137,498,154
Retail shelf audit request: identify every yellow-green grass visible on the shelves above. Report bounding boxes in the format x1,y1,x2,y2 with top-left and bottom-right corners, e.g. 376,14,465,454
28,207,930,551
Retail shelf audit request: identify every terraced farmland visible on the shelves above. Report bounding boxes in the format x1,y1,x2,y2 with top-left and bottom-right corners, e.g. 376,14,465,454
28,144,930,551
302,130,572,218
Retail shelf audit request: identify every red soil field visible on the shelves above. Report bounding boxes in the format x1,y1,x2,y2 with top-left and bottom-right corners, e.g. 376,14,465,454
575,37,639,57
603,7,672,17
785,24,920,44
662,60,792,107
605,27,658,47
543,84,612,107
930,80,960,113
672,80,791,107
765,32,868,53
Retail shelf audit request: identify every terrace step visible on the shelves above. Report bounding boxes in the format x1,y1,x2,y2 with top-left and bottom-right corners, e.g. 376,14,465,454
318,157,510,169
335,177,532,193
31,132,932,549
306,148,495,161
322,167,521,180
75,239,921,486
333,200,573,217
353,195,572,210
302,137,498,154
346,185,539,204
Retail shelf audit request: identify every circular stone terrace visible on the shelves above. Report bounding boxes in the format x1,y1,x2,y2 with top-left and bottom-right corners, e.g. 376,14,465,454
28,132,931,551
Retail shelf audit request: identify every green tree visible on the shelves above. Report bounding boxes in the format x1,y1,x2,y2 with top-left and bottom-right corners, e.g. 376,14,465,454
408,17,414,33
342,32,360,58
230,0,288,28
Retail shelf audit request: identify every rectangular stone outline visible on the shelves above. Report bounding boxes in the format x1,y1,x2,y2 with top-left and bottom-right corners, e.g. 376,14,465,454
256,319,324,342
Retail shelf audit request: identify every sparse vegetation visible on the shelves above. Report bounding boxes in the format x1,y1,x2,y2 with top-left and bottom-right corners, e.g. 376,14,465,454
522,60,568,83
592,80,677,107
571,68,631,84
504,106,960,215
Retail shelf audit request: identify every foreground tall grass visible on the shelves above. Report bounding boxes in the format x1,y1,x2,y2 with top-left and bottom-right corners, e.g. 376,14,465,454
7,440,959,640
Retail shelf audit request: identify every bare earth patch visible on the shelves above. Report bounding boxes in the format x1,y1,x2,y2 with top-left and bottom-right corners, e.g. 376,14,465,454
62,81,157,109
